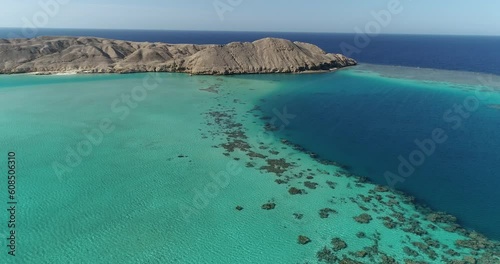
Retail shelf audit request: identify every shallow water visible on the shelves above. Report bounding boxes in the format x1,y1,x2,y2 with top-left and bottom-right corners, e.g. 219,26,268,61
0,68,499,263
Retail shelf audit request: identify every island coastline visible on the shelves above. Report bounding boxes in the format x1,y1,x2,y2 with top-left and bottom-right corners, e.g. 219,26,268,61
0,36,357,75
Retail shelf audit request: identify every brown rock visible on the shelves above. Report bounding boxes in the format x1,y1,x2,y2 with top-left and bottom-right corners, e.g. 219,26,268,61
261,202,276,210
293,213,304,220
304,181,319,189
288,187,304,195
339,258,363,264
319,208,338,218
316,247,337,263
331,238,347,251
374,185,389,192
426,212,457,223
356,232,366,238
354,213,373,224
298,235,311,245
403,246,419,257
455,239,487,250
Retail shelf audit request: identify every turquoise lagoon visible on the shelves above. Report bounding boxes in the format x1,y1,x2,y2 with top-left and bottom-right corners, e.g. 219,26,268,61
0,66,499,263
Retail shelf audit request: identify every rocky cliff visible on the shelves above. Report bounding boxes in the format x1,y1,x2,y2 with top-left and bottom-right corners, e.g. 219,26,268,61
0,36,356,75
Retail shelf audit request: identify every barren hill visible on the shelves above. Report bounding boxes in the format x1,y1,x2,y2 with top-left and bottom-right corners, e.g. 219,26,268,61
0,37,356,75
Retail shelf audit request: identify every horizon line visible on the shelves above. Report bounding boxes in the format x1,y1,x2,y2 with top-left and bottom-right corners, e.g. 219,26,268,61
0,27,499,37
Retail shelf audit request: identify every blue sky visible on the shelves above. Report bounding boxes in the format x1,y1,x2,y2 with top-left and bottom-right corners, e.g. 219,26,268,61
1,0,499,35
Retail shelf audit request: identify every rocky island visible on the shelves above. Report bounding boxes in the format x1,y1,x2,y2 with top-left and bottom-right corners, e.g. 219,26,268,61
0,37,356,75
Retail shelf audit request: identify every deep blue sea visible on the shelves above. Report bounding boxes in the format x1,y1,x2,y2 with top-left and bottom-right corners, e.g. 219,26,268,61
2,28,500,240
254,70,500,239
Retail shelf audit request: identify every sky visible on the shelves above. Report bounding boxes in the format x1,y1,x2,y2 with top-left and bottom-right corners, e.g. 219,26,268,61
1,0,499,35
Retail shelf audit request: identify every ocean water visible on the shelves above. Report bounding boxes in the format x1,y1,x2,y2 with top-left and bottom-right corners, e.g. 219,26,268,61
1,70,499,263
1,29,500,263
257,65,500,239
0,74,313,263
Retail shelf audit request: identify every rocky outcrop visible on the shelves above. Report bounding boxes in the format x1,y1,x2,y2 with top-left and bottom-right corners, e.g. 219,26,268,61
331,238,348,251
0,36,356,75
298,235,312,245
261,202,276,210
354,213,373,224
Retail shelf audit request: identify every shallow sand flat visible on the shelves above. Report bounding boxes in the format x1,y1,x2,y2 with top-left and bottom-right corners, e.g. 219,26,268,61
353,63,500,91
0,71,498,263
